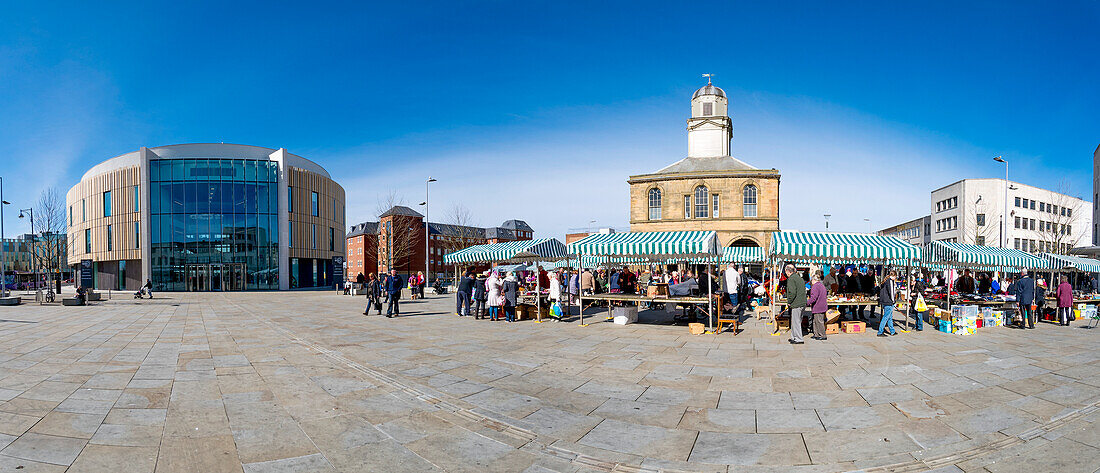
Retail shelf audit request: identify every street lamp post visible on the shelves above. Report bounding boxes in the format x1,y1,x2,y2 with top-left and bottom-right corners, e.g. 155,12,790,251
864,218,872,234
824,214,831,231
423,177,436,289
18,208,37,299
994,156,1008,248
0,177,9,298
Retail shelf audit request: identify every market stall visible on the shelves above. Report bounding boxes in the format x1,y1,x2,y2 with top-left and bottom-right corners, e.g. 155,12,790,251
768,231,923,334
923,240,1047,331
442,238,570,321
568,231,721,330
1038,252,1100,317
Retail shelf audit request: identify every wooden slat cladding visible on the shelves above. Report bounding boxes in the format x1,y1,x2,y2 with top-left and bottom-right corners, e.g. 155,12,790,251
287,166,346,260
66,166,142,265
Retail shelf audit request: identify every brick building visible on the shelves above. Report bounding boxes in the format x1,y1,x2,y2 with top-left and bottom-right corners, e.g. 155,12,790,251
345,206,533,281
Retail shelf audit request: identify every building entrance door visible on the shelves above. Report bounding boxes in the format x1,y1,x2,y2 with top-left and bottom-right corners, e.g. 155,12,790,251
185,263,247,291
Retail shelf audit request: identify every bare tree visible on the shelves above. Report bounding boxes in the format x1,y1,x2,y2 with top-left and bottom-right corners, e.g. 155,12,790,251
32,187,67,293
1040,180,1085,254
375,190,420,275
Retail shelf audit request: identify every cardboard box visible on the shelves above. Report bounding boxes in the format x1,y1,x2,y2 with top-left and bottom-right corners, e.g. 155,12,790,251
688,323,705,335
825,323,840,335
825,309,842,325
841,321,866,334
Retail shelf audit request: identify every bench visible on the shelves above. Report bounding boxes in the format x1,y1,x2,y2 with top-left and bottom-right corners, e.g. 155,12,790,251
62,298,84,306
0,297,21,306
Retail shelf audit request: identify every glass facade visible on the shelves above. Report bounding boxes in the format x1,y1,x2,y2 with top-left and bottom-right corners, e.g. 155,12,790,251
149,158,280,291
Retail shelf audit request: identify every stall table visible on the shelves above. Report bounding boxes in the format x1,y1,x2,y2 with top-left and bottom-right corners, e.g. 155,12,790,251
578,293,711,325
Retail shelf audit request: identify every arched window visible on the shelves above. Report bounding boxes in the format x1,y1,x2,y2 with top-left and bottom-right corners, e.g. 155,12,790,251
648,188,662,220
743,185,758,218
694,186,709,218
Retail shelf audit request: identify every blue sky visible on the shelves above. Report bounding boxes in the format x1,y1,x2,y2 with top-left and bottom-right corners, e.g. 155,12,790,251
1,1,1097,238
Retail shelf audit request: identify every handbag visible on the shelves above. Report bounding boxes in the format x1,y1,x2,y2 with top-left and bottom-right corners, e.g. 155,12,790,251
374,300,382,311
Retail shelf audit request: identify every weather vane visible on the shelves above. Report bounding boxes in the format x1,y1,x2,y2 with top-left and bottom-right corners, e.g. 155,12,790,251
702,73,714,85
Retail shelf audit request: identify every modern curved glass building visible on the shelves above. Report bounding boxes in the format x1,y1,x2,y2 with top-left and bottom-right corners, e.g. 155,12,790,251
66,144,346,291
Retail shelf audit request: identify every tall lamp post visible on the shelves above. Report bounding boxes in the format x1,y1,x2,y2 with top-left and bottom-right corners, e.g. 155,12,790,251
864,218,872,234
0,177,9,298
422,177,436,289
824,214,831,231
18,208,37,297
994,156,1008,248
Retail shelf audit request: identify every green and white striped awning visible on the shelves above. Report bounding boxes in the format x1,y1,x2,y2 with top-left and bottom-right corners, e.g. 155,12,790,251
721,246,765,264
925,241,1044,270
1040,252,1100,273
770,231,921,262
568,231,720,257
443,238,569,264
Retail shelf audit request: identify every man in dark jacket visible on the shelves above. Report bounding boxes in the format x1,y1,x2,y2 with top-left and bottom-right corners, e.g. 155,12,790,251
456,271,475,316
954,269,976,294
472,272,488,319
785,264,807,344
384,269,403,317
1014,269,1036,329
877,270,898,336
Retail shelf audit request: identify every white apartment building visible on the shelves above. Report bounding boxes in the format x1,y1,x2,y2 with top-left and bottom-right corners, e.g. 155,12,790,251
876,216,931,246
929,178,1091,254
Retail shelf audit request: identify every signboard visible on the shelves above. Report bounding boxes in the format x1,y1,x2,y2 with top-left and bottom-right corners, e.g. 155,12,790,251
80,259,93,289
332,256,345,289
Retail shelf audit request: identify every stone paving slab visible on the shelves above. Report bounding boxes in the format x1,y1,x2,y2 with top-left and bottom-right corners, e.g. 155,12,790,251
0,291,1097,471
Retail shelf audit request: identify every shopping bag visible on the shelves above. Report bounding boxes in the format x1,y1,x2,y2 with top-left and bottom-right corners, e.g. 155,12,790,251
551,302,563,318
915,294,928,312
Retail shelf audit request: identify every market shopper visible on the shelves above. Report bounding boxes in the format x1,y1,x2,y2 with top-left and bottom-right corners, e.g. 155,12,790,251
1057,276,1073,326
1014,269,1036,329
860,267,876,321
503,272,519,322
824,267,838,293
877,270,898,336
954,269,976,294
808,270,829,341
384,269,403,317
785,264,807,345
473,271,489,319
581,269,595,295
724,264,741,312
456,271,475,316
909,273,925,331
487,271,504,321
1035,279,1047,322
363,273,382,315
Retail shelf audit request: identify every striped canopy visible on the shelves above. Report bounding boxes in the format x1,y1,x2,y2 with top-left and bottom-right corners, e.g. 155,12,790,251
722,246,765,264
770,231,921,262
925,240,1044,270
443,238,569,264
568,231,720,257
1040,252,1100,273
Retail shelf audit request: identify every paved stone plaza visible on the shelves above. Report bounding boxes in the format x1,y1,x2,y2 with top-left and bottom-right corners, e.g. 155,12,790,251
0,292,1098,472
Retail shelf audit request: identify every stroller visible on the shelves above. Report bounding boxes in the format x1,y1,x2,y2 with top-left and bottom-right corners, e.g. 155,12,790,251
433,279,448,295
133,289,144,299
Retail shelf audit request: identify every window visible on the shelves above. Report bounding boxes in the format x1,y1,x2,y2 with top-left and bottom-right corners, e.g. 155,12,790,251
976,214,985,226
329,227,335,251
702,102,713,116
1029,219,1035,230
1052,204,1057,214
103,191,112,217
1030,200,1035,210
84,229,91,253
106,224,112,251
936,202,941,212
82,199,86,221
133,186,139,213
712,194,720,218
135,222,140,249
1015,197,1021,207
694,186,709,218
1014,238,1020,249
648,188,662,220
1015,216,1021,229
1039,202,1045,212
684,195,691,219
311,224,317,249
288,186,293,213
743,185,758,218
69,206,72,226
311,191,319,217
1067,208,1072,217
976,236,985,246
289,221,294,248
